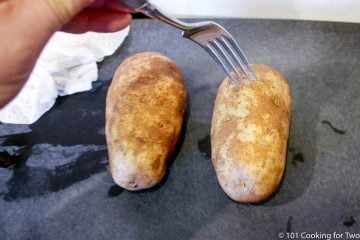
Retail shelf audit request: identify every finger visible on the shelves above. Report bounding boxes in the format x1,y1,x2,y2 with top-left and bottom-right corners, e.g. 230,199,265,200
89,0,132,12
42,0,97,26
62,9,131,33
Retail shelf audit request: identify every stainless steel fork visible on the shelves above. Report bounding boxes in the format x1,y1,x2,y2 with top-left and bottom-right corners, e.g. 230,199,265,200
119,0,257,84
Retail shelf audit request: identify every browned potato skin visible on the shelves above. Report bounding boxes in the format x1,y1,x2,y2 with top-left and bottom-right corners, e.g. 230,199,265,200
211,64,292,202
106,52,186,191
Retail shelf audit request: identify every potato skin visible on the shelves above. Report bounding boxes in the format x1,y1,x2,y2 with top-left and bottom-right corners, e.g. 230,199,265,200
106,52,186,191
211,64,292,202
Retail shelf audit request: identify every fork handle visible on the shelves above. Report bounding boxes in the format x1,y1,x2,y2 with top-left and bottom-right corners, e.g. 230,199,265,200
119,0,192,31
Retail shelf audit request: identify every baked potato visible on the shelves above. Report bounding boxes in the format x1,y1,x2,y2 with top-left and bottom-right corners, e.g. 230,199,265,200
211,64,292,202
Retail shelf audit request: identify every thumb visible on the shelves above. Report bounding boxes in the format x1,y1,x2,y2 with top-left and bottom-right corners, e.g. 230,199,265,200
0,0,97,107
41,0,97,28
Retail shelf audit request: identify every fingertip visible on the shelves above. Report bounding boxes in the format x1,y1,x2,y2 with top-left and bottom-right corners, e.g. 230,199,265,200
105,0,133,13
89,0,132,12
101,12,132,32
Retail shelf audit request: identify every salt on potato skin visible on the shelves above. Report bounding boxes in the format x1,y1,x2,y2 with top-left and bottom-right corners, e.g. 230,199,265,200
211,64,292,202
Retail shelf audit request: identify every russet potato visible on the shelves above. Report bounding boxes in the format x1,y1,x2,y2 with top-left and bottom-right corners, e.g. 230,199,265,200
106,52,187,191
211,64,292,202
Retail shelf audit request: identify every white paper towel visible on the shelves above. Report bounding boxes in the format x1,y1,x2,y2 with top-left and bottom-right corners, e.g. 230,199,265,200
0,26,130,124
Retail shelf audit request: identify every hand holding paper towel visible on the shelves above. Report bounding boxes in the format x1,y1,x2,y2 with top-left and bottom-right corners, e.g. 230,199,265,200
0,27,130,124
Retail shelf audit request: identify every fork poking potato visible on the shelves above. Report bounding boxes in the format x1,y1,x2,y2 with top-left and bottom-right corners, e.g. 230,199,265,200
211,64,292,202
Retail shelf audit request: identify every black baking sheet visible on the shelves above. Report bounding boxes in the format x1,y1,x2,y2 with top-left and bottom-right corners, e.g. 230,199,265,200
1,19,360,240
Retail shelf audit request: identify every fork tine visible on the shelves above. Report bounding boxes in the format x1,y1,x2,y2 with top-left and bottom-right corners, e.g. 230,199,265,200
218,37,250,80
211,39,244,82
204,44,237,85
223,35,257,80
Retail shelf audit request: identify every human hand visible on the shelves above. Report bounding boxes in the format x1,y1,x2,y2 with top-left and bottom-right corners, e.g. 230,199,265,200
0,0,131,108
50,0,132,33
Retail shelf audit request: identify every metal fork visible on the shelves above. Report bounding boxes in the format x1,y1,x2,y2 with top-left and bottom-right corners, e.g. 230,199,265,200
119,0,257,84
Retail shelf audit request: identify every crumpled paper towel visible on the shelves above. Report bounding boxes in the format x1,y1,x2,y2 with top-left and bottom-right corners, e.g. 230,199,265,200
0,26,130,124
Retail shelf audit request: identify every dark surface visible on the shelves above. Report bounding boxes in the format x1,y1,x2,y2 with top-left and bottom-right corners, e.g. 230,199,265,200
1,19,360,240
